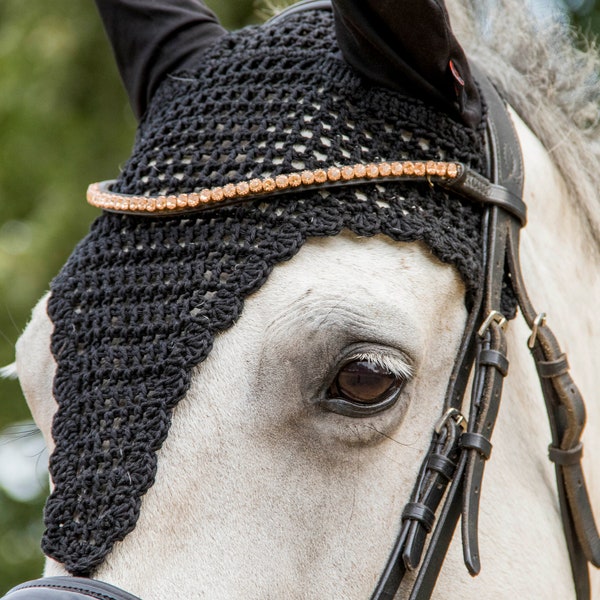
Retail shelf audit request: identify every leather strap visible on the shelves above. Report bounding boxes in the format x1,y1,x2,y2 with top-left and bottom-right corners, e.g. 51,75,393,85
507,224,600,597
3,577,142,600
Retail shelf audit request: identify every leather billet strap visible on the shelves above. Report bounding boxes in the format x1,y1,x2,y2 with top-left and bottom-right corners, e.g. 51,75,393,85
2,577,142,600
506,221,600,598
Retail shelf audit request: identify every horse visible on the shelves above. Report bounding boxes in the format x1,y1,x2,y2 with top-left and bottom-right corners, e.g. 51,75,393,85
7,0,600,598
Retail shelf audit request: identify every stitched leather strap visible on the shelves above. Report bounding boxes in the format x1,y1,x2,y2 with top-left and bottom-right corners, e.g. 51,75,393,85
3,578,142,600
506,222,600,598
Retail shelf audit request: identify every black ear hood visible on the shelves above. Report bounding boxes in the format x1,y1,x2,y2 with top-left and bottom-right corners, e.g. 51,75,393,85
332,0,482,128
44,5,487,575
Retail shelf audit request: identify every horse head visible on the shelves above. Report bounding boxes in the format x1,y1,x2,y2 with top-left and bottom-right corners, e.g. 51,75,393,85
9,1,600,598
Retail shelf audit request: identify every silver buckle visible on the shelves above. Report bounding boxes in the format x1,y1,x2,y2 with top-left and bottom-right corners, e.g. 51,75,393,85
527,312,547,349
477,310,507,338
434,408,467,434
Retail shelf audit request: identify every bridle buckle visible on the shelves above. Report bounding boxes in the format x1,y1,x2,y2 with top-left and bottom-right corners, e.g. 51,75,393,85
434,408,467,435
477,310,507,338
527,312,547,349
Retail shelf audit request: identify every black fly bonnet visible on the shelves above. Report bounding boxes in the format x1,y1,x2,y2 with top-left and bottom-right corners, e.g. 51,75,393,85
6,1,599,599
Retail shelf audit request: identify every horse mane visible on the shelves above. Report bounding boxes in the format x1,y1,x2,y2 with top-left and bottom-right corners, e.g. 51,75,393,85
447,0,600,245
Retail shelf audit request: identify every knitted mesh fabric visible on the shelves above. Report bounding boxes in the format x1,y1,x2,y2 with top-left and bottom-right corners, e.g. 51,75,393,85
45,8,490,575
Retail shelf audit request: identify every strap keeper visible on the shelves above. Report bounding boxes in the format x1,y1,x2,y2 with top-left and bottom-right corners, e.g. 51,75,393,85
548,443,583,466
402,502,436,532
479,349,509,376
460,432,492,459
538,354,569,379
427,453,457,481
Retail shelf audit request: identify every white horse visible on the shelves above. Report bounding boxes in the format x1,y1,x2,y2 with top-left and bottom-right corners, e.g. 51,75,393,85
11,0,600,598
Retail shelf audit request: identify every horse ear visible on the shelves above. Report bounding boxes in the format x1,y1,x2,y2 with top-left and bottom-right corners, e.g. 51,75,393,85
332,0,482,128
94,0,226,120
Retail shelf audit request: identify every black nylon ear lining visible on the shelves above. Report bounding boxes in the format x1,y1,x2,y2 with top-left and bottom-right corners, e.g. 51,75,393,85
332,0,482,127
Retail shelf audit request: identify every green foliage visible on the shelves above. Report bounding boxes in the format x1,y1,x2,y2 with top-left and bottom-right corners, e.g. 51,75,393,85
0,488,46,592
0,0,597,592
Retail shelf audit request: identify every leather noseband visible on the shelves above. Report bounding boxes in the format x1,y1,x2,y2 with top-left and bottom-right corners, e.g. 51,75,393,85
2,577,141,600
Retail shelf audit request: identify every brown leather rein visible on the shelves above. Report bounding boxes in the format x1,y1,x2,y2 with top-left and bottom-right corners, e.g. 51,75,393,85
4,3,599,600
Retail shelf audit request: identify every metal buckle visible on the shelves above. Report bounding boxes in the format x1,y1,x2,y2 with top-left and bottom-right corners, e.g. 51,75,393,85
527,312,547,349
434,408,467,434
477,310,507,338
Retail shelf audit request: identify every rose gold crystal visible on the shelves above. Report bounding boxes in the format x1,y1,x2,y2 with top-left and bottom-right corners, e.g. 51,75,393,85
341,166,354,180
211,187,224,201
379,163,392,176
327,167,341,181
447,163,459,178
301,171,315,185
354,164,367,178
276,175,289,189
314,169,327,183
366,164,379,178
391,162,404,176
223,184,236,198
249,179,263,193
288,173,302,187
263,178,276,192
414,162,426,176
236,181,250,195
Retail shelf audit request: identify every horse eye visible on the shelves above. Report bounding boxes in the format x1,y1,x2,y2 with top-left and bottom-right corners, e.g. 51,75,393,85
330,360,399,404
319,358,409,419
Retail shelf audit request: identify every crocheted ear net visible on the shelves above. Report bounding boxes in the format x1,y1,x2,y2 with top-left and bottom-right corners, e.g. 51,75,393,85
44,8,487,575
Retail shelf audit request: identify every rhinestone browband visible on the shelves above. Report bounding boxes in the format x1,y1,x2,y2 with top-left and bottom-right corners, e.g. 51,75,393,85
86,160,463,216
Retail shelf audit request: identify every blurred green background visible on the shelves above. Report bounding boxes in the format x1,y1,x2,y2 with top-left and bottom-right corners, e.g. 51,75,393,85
0,0,598,593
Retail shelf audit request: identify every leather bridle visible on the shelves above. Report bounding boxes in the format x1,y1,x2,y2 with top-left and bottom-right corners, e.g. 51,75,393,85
5,2,599,600
369,66,600,600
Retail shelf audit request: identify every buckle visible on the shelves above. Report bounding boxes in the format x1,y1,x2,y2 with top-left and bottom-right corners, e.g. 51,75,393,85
477,310,507,338
434,408,467,434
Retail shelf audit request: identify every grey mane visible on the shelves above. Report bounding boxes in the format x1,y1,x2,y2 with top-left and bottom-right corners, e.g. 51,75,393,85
447,0,600,244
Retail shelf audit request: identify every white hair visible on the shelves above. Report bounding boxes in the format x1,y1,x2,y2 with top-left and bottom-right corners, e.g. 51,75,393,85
447,0,600,244
0,362,18,380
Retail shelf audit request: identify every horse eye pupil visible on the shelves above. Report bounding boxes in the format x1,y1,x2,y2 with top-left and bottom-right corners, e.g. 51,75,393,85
333,360,398,404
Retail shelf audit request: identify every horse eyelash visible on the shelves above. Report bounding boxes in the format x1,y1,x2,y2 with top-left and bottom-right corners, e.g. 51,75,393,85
346,352,413,379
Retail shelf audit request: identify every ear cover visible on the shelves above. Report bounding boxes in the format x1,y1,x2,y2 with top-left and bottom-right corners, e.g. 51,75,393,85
94,0,226,119
42,7,489,576
332,0,482,128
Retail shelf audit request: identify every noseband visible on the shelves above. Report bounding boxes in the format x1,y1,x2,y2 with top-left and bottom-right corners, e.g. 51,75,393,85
5,2,598,600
